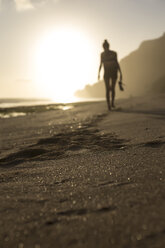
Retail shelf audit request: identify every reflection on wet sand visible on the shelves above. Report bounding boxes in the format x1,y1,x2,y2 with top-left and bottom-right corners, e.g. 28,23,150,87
0,112,26,119
46,105,73,111
0,104,74,118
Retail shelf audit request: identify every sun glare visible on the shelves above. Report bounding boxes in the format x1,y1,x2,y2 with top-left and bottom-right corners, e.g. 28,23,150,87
34,27,96,102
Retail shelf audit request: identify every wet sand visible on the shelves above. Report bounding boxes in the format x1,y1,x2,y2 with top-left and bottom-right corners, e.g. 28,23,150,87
0,94,165,248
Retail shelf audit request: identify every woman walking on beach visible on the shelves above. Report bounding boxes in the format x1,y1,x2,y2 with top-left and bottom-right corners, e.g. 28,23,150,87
98,40,122,110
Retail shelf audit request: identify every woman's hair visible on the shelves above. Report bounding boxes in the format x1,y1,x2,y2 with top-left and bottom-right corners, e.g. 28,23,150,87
103,39,109,49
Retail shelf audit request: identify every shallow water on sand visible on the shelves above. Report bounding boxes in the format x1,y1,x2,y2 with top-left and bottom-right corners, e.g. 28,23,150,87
0,98,101,118
0,104,74,118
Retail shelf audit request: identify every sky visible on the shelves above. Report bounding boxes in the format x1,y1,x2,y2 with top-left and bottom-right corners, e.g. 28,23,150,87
0,0,165,100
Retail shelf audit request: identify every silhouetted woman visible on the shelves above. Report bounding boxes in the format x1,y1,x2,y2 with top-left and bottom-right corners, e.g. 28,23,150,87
98,40,122,110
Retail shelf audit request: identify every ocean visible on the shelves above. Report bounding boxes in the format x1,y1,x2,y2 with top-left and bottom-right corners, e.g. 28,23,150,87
0,98,53,108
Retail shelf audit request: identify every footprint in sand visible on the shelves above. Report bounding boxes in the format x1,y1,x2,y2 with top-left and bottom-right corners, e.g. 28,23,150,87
143,140,165,148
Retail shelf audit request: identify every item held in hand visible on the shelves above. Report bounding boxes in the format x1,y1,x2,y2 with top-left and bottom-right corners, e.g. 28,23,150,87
118,81,124,91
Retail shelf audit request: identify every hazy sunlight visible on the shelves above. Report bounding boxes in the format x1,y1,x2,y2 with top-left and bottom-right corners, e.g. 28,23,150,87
34,27,96,102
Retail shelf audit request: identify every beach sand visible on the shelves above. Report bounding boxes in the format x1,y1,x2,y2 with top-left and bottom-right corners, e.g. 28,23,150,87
0,94,165,248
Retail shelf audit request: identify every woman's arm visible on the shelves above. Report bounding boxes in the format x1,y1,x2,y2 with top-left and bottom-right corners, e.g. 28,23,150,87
98,54,103,80
116,53,122,81
118,63,123,81
98,63,102,80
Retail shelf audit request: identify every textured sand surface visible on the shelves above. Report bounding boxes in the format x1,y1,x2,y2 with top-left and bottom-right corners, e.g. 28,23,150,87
0,95,165,248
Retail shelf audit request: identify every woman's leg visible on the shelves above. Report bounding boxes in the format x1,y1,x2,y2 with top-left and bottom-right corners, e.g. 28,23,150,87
111,77,117,107
104,76,111,110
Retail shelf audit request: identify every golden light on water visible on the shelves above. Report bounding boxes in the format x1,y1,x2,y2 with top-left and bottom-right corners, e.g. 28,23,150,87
34,27,96,102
